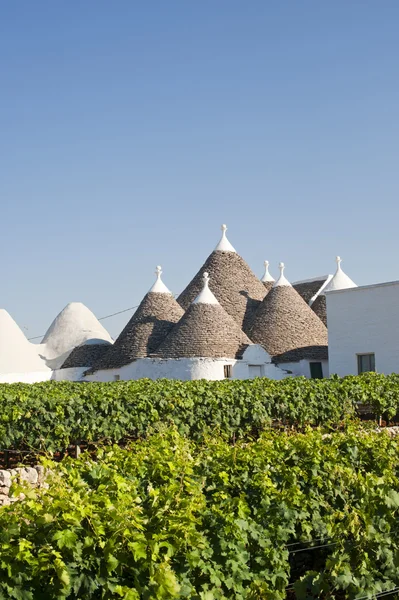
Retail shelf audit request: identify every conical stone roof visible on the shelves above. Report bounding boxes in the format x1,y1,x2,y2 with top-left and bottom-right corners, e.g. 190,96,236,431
178,225,266,332
61,340,112,369
309,295,328,326
156,272,252,359
92,266,184,370
249,263,328,360
293,276,331,305
293,276,332,327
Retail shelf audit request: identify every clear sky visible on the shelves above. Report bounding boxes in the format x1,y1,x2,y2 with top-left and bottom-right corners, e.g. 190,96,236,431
1,1,398,340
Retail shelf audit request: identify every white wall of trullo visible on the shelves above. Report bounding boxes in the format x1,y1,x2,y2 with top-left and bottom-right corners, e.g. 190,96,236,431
52,345,289,383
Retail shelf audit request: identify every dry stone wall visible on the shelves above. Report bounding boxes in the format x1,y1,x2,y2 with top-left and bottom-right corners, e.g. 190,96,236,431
0,466,47,506
1,428,399,508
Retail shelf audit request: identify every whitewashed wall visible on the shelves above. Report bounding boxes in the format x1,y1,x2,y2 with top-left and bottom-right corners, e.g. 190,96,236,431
0,368,86,384
0,371,53,384
327,281,399,376
0,348,323,384
52,367,87,381
82,345,288,382
277,359,329,378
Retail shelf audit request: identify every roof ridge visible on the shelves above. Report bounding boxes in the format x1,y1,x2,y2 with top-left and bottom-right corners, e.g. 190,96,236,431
309,274,334,305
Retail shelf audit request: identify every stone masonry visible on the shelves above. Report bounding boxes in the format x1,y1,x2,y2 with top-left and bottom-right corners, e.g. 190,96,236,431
0,466,47,506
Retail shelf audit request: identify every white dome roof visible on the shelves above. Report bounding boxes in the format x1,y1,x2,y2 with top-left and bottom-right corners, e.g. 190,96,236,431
41,302,113,367
0,309,49,373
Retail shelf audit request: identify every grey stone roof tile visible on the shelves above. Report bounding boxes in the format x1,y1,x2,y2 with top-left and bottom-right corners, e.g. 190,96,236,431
249,285,328,357
61,343,111,369
178,251,266,332
293,279,327,305
272,345,328,363
91,292,184,370
154,302,252,359
311,295,327,326
262,281,274,294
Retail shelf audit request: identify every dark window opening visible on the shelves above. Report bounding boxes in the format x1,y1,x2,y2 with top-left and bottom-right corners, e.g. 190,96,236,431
224,364,232,379
357,353,375,374
310,362,323,379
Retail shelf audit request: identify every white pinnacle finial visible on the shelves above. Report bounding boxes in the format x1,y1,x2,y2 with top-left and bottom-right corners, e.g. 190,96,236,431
214,223,236,253
193,271,219,304
273,261,291,288
148,264,171,294
261,260,275,283
319,255,357,295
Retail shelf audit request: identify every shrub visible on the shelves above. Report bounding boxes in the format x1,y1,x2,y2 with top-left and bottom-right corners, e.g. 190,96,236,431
1,427,399,598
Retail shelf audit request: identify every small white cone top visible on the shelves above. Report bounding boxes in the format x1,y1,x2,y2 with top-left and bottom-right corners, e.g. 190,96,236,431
148,265,172,294
214,224,236,253
322,256,357,293
193,272,219,304
261,260,275,283
273,262,292,288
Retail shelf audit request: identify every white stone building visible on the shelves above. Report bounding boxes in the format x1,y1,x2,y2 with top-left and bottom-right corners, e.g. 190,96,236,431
79,269,287,382
0,224,362,383
249,263,329,378
40,302,113,369
327,279,399,376
0,303,114,384
0,310,51,383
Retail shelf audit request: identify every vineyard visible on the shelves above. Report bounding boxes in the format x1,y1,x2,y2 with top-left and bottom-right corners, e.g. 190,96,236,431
1,375,399,598
0,372,398,455
2,427,399,599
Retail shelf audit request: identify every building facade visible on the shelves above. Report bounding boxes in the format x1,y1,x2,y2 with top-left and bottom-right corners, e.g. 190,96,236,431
327,280,399,376
0,225,362,383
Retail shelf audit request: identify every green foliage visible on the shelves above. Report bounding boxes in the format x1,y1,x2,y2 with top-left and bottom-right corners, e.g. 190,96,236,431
0,373,392,453
1,427,399,598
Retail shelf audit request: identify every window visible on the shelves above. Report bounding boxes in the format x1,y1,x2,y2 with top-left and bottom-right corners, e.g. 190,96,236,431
357,353,375,374
310,362,323,379
224,364,232,379
114,374,121,382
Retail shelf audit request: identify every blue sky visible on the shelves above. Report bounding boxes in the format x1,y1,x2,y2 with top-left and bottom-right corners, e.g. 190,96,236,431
1,1,398,339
